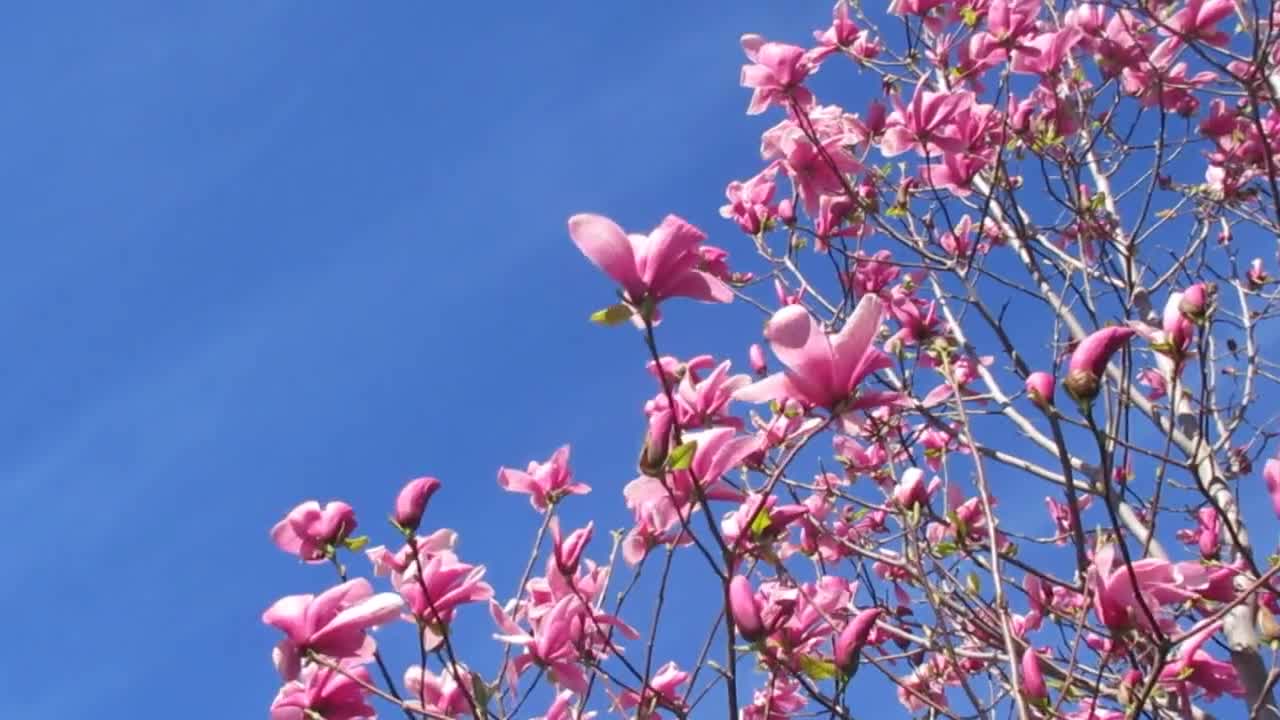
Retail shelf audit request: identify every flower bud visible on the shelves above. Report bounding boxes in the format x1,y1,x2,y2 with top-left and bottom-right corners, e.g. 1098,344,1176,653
1025,371,1055,409
394,477,441,532
729,575,765,642
1179,282,1214,322
1064,327,1135,403
1020,647,1047,701
639,410,673,477
835,607,883,676
749,343,767,376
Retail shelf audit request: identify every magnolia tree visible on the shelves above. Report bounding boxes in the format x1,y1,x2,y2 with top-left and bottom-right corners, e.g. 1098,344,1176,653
260,0,1280,718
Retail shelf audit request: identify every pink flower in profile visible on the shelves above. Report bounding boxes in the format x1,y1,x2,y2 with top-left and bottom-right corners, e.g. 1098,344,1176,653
404,663,476,718
1169,0,1236,46
262,578,403,681
270,662,374,720
535,689,597,720
1020,648,1047,701
271,500,358,563
393,476,441,532
1088,544,1208,631
568,214,733,322
743,678,806,720
1264,455,1280,519
1158,621,1245,699
735,295,889,410
740,35,814,115
492,595,590,693
498,445,591,512
729,575,765,641
721,166,779,234
1025,371,1055,408
1063,326,1136,402
398,550,494,637
615,661,689,716
834,607,883,676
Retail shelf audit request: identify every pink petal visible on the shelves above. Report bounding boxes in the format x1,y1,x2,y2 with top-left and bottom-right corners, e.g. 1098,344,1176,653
568,214,643,297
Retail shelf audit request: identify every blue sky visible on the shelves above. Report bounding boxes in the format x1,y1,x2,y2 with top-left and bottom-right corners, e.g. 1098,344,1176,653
0,3,838,718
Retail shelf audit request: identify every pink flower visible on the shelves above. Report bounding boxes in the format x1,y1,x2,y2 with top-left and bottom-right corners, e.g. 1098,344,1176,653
1063,327,1136,402
1179,282,1213,321
1020,647,1047,701
271,500,358,563
740,35,814,115
1088,545,1208,631
498,445,591,512
893,467,936,509
729,575,765,641
1169,0,1236,46
749,343,768,376
404,663,476,718
1264,455,1280,519
615,661,689,716
834,607,883,676
550,517,593,578
1158,621,1244,699
262,578,403,681
492,595,590,693
880,81,969,157
1137,367,1168,401
743,678,806,720
735,295,889,410
270,662,374,720
721,166,779,234
1025,371,1055,408
534,689,597,720
568,213,733,322
393,476,440,532
399,550,494,637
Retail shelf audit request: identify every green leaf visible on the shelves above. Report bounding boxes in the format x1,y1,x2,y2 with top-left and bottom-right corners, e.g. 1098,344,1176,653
343,535,369,551
590,303,634,326
749,506,773,538
668,440,697,471
799,654,838,681
933,541,957,558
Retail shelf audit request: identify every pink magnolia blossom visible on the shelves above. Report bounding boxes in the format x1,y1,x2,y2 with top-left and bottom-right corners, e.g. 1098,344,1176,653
1063,326,1136,402
568,213,733,321
624,426,755,546
834,606,883,675
1025,371,1055,408
1088,544,1209,631
721,165,779,235
730,574,766,641
404,663,475,718
614,661,689,716
1169,0,1236,46
880,81,970,157
749,343,768,376
1158,621,1244,699
1020,647,1047,701
535,690,597,720
743,678,806,720
1265,455,1280,519
1137,367,1168,401
393,476,440,532
398,550,494,640
492,594,591,693
497,445,591,512
271,500,358,563
735,295,890,410
270,662,374,720
740,35,814,115
262,578,403,681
